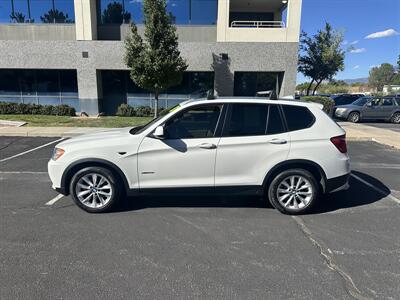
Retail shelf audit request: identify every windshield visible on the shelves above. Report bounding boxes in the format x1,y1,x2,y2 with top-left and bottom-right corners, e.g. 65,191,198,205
129,104,182,135
352,97,369,106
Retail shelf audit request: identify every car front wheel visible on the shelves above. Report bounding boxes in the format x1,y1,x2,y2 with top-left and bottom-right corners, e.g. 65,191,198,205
348,111,360,123
70,167,121,213
391,112,400,124
268,169,319,215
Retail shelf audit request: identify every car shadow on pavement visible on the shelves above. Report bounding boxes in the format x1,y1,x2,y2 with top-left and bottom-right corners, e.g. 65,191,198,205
312,171,391,214
114,171,390,214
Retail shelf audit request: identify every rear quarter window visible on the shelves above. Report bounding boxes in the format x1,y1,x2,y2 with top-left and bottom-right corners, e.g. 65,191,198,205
281,105,315,131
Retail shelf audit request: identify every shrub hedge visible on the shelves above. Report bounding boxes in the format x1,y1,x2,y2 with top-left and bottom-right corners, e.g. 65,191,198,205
300,96,335,116
0,102,76,116
116,104,165,117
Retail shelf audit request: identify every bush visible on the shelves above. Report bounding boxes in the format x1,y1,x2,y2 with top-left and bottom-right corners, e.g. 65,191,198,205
136,105,152,117
116,103,136,117
0,102,76,116
300,96,335,116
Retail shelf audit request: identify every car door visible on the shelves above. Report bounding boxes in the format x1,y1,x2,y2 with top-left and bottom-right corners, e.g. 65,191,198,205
377,98,395,119
362,98,381,119
215,103,290,186
137,104,224,189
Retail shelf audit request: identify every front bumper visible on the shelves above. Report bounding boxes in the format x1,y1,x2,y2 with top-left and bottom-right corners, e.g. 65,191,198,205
48,159,68,194
326,173,350,193
334,109,350,119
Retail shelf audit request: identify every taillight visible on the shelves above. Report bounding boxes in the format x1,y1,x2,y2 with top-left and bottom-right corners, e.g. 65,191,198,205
330,134,347,153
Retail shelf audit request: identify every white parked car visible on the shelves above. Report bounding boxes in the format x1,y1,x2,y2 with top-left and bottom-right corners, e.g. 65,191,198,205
48,98,350,215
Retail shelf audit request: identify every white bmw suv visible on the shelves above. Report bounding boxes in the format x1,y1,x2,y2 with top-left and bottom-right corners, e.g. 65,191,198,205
48,98,350,215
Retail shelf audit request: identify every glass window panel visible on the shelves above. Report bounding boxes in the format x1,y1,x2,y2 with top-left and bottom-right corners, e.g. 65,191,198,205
100,0,131,24
36,70,59,95
282,105,315,132
30,0,53,23
267,105,285,135
191,0,217,25
164,105,221,139
61,98,79,110
55,0,75,23
0,70,20,95
38,96,60,106
167,0,189,24
234,72,280,97
10,0,30,23
0,0,12,23
60,70,78,96
224,104,269,137
124,0,143,24
20,70,36,95
22,96,38,104
0,97,22,103
127,98,150,108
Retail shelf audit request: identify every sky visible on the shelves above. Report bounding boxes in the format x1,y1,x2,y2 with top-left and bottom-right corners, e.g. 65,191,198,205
297,0,400,83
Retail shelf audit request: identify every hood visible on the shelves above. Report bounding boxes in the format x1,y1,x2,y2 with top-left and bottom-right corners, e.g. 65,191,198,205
57,127,133,148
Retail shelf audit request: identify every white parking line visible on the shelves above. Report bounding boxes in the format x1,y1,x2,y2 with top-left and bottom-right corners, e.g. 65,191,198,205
351,173,400,205
45,194,64,206
0,171,48,174
0,138,65,163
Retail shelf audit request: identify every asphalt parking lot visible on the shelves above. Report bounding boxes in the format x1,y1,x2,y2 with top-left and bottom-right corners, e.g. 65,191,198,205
1,136,400,299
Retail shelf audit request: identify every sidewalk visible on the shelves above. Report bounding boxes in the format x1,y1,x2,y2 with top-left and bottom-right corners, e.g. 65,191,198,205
0,123,399,149
0,126,108,137
339,122,400,149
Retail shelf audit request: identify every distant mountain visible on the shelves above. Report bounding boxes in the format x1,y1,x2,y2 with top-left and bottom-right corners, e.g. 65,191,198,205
343,78,369,84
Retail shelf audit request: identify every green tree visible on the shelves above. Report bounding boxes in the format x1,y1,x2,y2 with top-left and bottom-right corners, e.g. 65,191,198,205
10,12,26,23
102,2,131,24
368,63,395,91
40,9,73,23
124,0,188,118
397,54,400,70
298,23,345,95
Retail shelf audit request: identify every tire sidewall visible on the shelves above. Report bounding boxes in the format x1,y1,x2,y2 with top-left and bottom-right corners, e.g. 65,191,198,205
391,113,400,124
267,169,319,215
348,112,360,123
70,167,120,213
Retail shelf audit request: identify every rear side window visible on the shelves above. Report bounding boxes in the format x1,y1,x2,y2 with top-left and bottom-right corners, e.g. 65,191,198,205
282,105,315,131
224,104,269,136
223,104,285,137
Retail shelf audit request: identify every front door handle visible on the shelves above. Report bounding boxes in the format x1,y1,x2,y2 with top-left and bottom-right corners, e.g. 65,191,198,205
198,143,217,149
268,138,287,145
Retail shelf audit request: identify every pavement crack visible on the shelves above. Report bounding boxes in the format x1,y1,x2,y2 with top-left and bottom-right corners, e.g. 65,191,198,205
292,216,372,300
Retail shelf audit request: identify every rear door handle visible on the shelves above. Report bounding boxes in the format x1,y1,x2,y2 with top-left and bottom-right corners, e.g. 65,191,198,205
198,143,217,149
268,139,287,145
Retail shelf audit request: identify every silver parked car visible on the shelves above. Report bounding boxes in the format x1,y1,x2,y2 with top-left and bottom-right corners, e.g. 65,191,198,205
335,96,400,123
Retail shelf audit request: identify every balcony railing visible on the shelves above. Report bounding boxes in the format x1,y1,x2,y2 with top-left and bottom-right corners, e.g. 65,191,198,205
230,20,285,28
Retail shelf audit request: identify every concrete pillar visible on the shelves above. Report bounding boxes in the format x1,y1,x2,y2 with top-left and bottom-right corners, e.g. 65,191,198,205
77,68,101,115
286,0,302,42
74,0,98,40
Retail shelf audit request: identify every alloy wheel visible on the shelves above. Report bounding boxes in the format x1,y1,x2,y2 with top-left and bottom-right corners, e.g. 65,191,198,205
276,175,313,210
75,173,113,209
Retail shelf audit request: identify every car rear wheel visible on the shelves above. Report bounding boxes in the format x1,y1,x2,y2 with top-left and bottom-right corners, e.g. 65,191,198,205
70,167,121,213
391,112,400,124
267,169,319,215
348,112,360,123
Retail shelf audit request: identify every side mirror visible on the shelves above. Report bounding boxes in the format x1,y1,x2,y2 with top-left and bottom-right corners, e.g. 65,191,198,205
153,126,164,139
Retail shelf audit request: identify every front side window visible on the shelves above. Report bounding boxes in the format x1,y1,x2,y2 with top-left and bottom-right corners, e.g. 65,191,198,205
282,105,315,132
353,97,369,106
164,105,222,139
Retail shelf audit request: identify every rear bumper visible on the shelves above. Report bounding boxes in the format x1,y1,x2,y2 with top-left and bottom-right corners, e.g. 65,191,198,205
326,173,350,193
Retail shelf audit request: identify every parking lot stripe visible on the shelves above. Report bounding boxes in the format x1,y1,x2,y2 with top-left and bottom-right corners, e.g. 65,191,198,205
45,194,64,206
0,171,48,174
0,138,64,163
351,173,400,205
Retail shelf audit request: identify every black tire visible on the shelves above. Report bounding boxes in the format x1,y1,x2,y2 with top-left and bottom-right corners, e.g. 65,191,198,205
267,169,319,215
348,111,360,123
391,112,400,124
70,167,121,213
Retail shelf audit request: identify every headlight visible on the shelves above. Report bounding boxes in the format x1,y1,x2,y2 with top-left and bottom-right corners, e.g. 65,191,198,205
52,148,65,161
335,108,347,114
